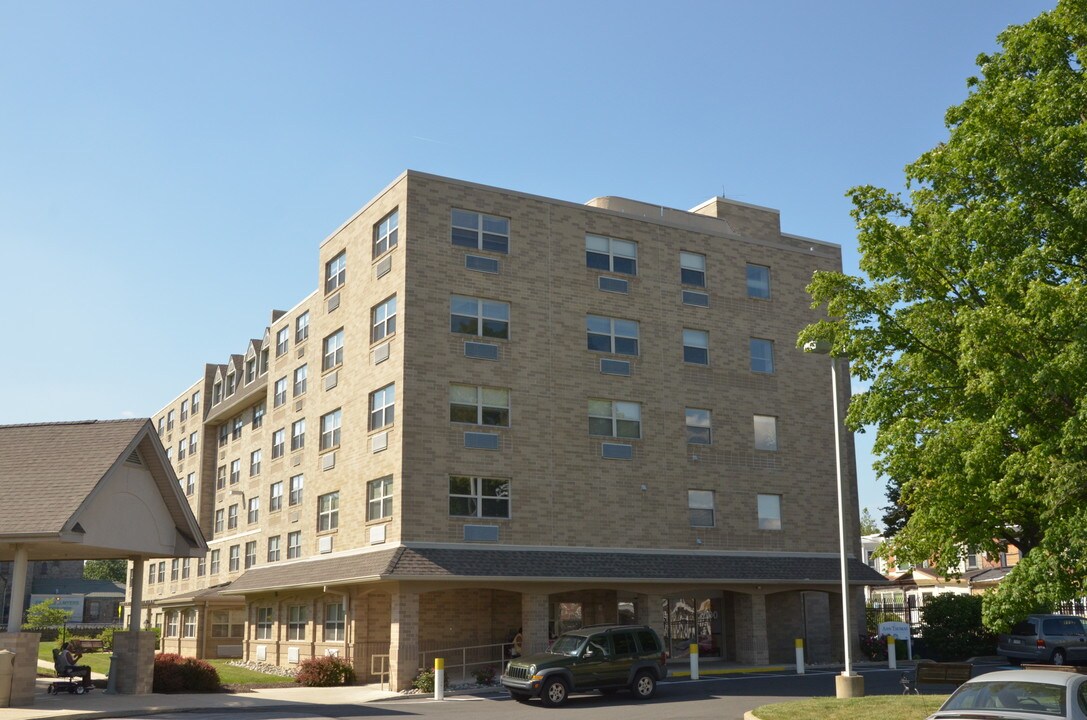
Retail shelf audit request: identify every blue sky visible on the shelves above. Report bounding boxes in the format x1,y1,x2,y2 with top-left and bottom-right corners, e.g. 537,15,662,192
0,0,1056,521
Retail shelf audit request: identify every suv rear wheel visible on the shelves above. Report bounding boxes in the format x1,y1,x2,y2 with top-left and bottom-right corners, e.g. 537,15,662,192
541,676,569,707
632,670,656,700
1052,649,1067,666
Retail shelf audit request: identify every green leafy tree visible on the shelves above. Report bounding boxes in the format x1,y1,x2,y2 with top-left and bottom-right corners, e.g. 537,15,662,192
22,599,72,631
83,559,127,582
859,508,881,536
799,0,1087,631
919,594,996,661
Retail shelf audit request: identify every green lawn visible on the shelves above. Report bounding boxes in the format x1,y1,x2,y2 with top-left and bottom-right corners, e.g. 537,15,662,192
753,696,946,720
36,644,295,686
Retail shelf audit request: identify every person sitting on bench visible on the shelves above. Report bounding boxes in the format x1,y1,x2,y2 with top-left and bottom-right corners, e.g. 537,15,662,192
59,642,92,686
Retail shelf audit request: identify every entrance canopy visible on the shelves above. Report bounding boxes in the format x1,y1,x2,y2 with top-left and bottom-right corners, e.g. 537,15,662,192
0,419,206,561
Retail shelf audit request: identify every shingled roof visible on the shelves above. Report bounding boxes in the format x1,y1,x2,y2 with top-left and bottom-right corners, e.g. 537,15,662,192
0,419,206,561
224,545,888,594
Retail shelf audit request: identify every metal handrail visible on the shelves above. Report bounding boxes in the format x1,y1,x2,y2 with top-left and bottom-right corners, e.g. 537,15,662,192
371,654,390,690
418,642,513,682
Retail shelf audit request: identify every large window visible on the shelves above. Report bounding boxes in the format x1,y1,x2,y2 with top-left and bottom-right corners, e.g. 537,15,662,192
586,234,637,275
291,419,305,451
451,209,509,254
754,415,778,451
680,251,706,287
167,409,176,431
276,326,289,357
256,607,274,640
229,459,240,485
270,481,283,512
166,611,178,637
192,391,201,414
450,296,509,339
318,492,339,532
288,605,307,641
294,364,308,396
189,432,198,454
267,535,281,562
244,540,257,569
747,263,771,299
248,497,260,524
249,449,261,476
245,357,256,384
289,474,304,506
231,415,243,440
320,409,342,450
180,399,189,422
588,400,641,439
287,530,302,559
367,476,393,521
227,504,238,530
758,494,782,530
371,296,397,343
273,377,287,407
214,509,224,533
450,385,509,426
325,603,346,642
369,383,395,430
295,311,309,343
210,549,220,574
449,476,510,518
271,428,285,459
685,408,712,445
750,338,775,374
374,209,399,257
689,490,715,527
683,329,709,365
323,329,344,371
325,250,346,293
228,544,240,572
252,402,265,429
587,315,639,355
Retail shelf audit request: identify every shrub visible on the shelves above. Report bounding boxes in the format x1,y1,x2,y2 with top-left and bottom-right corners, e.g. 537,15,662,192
473,665,497,685
99,628,114,651
920,594,997,661
411,667,449,693
152,653,221,693
296,655,356,687
860,633,909,661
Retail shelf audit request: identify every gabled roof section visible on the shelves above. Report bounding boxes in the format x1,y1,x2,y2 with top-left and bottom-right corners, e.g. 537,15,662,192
0,419,207,561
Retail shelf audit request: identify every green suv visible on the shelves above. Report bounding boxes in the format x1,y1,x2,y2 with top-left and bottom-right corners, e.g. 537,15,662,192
500,624,668,707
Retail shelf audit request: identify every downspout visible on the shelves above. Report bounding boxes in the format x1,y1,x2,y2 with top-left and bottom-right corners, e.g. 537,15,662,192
201,600,210,660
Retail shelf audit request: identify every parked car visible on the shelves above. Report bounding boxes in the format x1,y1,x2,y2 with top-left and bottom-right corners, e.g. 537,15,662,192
926,668,1087,720
500,624,667,707
998,614,1087,666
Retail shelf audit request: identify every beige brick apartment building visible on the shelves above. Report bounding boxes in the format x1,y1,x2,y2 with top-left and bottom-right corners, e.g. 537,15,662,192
135,171,883,689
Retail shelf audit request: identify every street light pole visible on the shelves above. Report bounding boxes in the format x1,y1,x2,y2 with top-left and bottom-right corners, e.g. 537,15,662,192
803,340,864,699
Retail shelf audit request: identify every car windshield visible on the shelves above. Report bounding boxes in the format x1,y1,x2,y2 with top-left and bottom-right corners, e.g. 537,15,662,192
550,634,585,656
941,680,1066,716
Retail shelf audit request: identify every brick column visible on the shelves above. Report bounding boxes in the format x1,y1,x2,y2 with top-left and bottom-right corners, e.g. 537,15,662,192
520,593,549,655
0,632,40,707
111,630,156,694
634,594,666,640
733,592,769,664
388,590,419,692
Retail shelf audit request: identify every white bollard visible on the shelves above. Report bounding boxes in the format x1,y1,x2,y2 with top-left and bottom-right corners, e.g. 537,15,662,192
795,638,805,674
887,636,897,670
435,658,444,700
690,643,699,680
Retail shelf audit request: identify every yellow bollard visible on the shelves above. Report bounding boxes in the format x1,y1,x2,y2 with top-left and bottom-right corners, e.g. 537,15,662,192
435,657,445,700
795,638,805,674
887,636,897,670
690,643,700,680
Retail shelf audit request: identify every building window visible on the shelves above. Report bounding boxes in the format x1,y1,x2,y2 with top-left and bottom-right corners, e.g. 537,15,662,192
320,409,342,451
218,424,228,448
170,559,179,581
226,372,236,397
758,493,782,530
157,562,165,583
267,536,281,563
210,549,220,574
318,491,339,532
289,474,304,506
192,391,201,414
189,431,198,455
750,338,775,374
747,263,771,299
250,449,262,476
294,364,308,397
248,497,260,524
685,408,712,445
683,329,709,365
295,311,310,344
449,476,510,518
256,607,274,640
586,234,637,275
210,611,231,638
157,417,164,435
231,415,243,440
588,400,641,439
374,209,399,257
185,472,195,495
270,481,283,512
252,402,265,429
371,296,397,343
230,459,240,484
167,410,175,431
325,603,346,641
291,419,305,451
166,611,178,637
450,295,509,339
212,380,222,405
244,541,257,569
754,415,778,451
197,557,206,576
148,564,156,584
287,531,302,559
367,476,393,521
228,545,240,572
689,490,715,527
180,399,189,422
260,347,269,374
450,385,509,427
272,429,285,459
325,250,346,293
214,509,224,533
165,447,172,462
369,383,395,430
288,605,307,641
322,329,344,371
227,504,238,530
587,315,639,356
273,377,287,408
182,558,191,580
276,326,289,357
177,439,186,460
680,251,706,287
451,209,509,253
245,357,256,384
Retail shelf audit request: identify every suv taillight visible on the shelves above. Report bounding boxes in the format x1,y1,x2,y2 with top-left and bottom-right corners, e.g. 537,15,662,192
660,651,668,666
1037,639,1047,648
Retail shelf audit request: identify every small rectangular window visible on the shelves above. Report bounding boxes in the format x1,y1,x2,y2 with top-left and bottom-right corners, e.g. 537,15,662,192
689,490,715,527
295,311,310,343
587,315,639,356
452,209,509,253
747,263,771,299
267,536,281,563
367,476,393,521
270,481,283,512
685,408,712,445
289,474,304,506
754,415,778,451
450,385,510,427
287,530,302,559
373,209,399,257
249,449,261,476
680,251,706,287
451,295,509,339
586,235,637,275
247,497,260,524
318,491,339,532
323,329,344,371
758,493,782,530
291,419,306,451
294,364,308,397
325,250,346,293
683,329,709,365
588,399,641,439
372,296,397,343
750,338,775,374
320,408,342,451
273,377,287,407
449,476,510,518
369,383,395,430
272,429,285,459
229,459,240,484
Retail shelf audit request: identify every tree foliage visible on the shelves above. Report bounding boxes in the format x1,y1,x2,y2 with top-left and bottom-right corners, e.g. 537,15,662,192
22,599,72,631
83,559,126,583
859,508,881,535
919,594,996,661
799,0,1087,631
